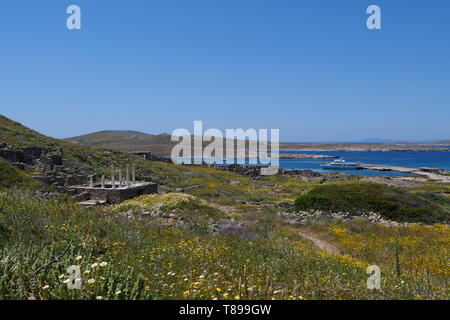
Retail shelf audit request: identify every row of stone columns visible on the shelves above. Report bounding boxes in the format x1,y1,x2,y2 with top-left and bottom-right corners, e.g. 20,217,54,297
87,164,137,189
110,164,136,189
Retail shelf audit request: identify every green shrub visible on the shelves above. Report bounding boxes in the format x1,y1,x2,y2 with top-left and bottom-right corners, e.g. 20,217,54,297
293,182,448,224
112,193,223,219
0,217,9,245
0,159,41,189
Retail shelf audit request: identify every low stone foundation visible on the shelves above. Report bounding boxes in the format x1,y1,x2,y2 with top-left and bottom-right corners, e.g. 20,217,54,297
71,182,158,204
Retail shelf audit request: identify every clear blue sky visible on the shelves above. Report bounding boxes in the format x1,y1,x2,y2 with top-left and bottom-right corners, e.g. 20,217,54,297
0,0,449,142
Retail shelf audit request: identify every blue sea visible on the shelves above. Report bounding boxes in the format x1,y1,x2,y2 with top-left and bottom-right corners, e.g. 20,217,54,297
279,151,450,176
175,151,450,177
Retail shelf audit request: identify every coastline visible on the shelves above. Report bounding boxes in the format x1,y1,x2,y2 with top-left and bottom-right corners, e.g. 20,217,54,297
362,164,450,182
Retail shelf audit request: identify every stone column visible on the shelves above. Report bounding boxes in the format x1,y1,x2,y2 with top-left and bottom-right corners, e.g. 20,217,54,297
132,164,136,185
101,175,105,188
119,168,122,187
126,164,130,186
89,175,94,188
111,164,115,189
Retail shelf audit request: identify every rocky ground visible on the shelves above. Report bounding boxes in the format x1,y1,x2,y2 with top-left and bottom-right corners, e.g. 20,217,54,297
276,210,423,227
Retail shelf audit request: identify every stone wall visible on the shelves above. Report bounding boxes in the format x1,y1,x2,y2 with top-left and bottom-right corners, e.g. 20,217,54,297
33,174,89,187
0,144,43,165
72,183,158,204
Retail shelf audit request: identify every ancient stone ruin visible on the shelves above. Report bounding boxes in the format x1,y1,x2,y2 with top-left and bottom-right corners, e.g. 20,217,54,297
0,143,89,188
0,143,157,204
70,163,157,204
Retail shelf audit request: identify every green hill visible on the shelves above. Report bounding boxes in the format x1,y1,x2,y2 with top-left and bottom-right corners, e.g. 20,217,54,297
65,130,175,155
0,115,61,148
65,130,262,156
66,130,154,146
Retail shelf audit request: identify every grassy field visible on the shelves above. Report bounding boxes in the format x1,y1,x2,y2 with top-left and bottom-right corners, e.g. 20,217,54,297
2,191,448,300
310,222,449,299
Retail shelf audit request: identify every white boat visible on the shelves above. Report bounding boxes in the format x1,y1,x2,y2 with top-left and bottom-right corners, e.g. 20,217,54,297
322,159,364,170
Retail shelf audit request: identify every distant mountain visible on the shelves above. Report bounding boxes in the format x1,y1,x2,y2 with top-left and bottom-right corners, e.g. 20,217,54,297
65,130,267,156
434,140,450,145
357,138,405,144
65,130,175,155
98,130,154,138
414,140,450,146
353,138,449,144
66,130,153,145
354,138,437,144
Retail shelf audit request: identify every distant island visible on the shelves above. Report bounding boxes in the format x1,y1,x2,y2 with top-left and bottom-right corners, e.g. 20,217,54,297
65,130,450,156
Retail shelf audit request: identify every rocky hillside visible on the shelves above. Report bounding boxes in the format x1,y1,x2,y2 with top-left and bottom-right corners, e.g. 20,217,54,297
0,115,60,148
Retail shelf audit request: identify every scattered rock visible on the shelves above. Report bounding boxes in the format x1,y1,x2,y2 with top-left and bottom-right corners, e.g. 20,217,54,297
276,202,293,209
276,210,421,227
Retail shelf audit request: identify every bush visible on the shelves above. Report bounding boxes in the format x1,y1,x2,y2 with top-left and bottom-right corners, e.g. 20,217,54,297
112,193,223,218
0,159,40,189
293,182,448,224
0,218,9,245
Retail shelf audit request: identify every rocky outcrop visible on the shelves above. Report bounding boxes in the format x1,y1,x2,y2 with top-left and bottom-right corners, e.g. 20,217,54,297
420,167,445,174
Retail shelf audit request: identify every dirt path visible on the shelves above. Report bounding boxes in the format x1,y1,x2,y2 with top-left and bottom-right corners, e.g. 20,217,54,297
297,229,341,255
